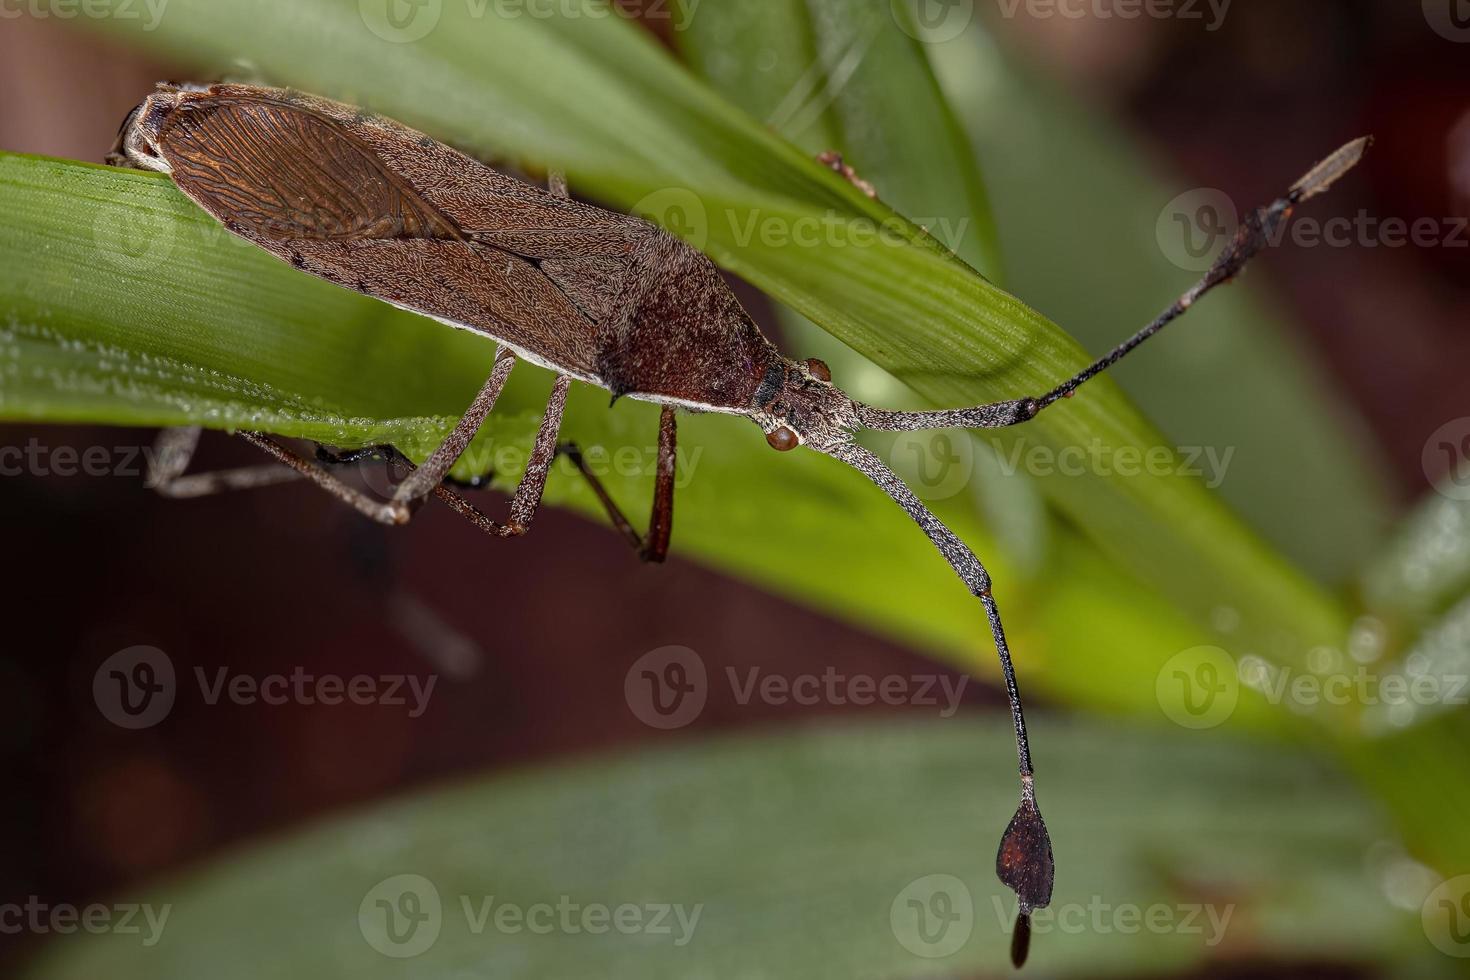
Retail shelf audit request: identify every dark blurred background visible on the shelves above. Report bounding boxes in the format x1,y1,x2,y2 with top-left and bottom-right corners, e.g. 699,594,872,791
0,1,1466,976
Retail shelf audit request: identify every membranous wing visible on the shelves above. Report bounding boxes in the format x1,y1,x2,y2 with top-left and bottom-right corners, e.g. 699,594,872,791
149,85,615,378
159,96,462,243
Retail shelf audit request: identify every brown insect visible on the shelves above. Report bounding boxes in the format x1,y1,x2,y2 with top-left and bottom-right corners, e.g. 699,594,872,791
109,82,1366,967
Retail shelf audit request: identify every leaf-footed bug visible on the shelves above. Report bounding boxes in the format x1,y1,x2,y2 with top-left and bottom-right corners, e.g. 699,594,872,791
109,81,1367,968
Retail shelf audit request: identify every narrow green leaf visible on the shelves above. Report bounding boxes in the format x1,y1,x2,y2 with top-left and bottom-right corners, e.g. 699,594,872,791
59,0,1354,675
931,28,1394,581
683,0,1003,280
22,719,1422,979
1363,484,1470,629
5,151,1263,733
678,0,1052,574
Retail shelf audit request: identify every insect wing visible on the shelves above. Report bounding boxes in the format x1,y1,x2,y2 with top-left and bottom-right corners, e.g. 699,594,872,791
148,86,603,376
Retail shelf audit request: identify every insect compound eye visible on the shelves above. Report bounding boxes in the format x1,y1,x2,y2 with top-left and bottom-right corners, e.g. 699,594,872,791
804,358,832,383
766,426,800,452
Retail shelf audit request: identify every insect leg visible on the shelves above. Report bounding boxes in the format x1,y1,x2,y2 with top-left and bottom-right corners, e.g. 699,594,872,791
235,431,427,525
314,444,407,466
215,348,515,526
542,168,676,558
146,425,301,498
555,405,677,563
555,445,643,551
643,406,677,562
427,375,573,538
384,347,517,512
146,433,478,502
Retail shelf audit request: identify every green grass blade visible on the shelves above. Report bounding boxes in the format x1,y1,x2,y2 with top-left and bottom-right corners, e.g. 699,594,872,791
21,719,1422,979
677,0,1054,571
52,0,1357,669
1363,485,1470,628
935,29,1394,581
6,151,1267,732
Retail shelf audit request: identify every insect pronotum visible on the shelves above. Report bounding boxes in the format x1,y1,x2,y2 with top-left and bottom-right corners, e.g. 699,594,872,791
109,82,1367,968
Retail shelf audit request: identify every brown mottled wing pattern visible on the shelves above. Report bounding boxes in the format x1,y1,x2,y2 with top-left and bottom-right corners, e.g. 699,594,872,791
153,93,603,378
161,100,461,242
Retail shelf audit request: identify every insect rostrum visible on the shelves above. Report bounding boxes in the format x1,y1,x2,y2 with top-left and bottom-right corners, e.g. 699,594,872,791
111,82,1367,969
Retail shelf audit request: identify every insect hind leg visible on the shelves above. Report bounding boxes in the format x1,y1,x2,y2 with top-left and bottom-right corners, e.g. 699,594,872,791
147,425,301,498
554,405,676,563
148,347,521,536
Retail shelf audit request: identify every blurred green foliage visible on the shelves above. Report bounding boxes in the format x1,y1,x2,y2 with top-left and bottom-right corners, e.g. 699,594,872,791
22,720,1448,979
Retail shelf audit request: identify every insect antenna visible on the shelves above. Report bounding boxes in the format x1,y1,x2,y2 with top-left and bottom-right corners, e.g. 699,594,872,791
817,439,1054,962
851,137,1371,436
823,138,1368,967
